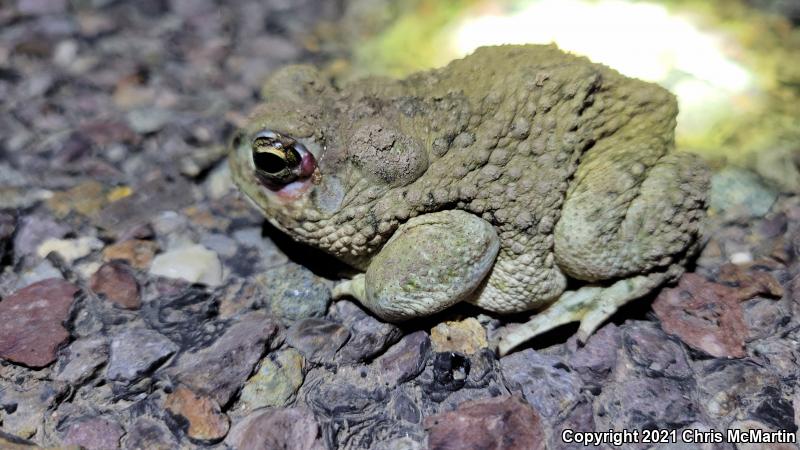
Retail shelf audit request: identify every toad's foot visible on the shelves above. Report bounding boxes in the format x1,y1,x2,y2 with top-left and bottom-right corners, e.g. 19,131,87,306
332,274,366,302
496,273,665,356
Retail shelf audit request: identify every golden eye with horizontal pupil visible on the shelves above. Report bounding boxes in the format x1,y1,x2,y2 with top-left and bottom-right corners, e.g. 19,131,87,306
251,130,316,188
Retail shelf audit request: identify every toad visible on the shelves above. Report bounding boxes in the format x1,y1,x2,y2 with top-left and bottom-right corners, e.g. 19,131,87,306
230,45,709,354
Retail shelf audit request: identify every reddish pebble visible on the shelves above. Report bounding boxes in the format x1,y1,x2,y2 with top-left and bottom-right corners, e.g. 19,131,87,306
0,278,79,368
90,262,141,309
424,396,545,450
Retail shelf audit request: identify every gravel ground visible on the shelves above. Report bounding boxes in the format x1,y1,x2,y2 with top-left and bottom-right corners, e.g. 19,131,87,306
0,1,799,449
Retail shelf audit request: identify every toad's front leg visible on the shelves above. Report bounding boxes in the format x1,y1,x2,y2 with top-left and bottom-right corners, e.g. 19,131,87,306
332,210,499,321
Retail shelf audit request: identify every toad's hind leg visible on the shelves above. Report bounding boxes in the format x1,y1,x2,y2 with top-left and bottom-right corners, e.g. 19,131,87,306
498,95,709,355
497,273,664,355
555,146,709,284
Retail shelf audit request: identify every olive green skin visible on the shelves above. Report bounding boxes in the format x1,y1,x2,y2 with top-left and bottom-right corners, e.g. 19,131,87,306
230,44,708,323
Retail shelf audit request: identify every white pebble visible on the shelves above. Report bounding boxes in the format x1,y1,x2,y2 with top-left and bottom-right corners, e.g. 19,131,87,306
37,236,103,264
53,40,78,67
730,252,753,264
206,163,234,200
76,261,102,279
149,244,223,287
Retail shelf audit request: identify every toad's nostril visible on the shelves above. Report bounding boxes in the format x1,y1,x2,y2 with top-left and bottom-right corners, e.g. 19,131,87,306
253,150,288,174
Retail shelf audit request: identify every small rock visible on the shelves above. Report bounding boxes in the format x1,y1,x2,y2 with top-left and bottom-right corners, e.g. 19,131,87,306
621,322,692,379
140,284,219,345
748,336,799,380
90,262,140,309
425,351,472,396
259,263,330,325
430,317,488,354
718,262,785,298
200,233,238,258
731,251,754,264
165,385,230,443
13,215,70,258
500,349,583,421
225,407,326,450
0,278,78,367
180,145,229,178
151,211,192,239
105,185,130,200
567,323,620,383
424,396,545,450
285,318,350,363
61,416,124,450
330,300,401,363
694,359,783,422
205,162,234,199
375,331,431,387
240,348,305,410
126,108,172,134
0,383,62,439
653,273,780,358
122,417,179,450
301,365,392,433
76,261,102,280
102,239,158,270
596,372,698,432
150,244,223,286
710,167,777,220
217,277,263,319
46,181,107,219
53,39,78,67
743,297,790,341
36,236,103,264
167,311,278,405
106,327,177,382
55,337,108,384
14,259,63,289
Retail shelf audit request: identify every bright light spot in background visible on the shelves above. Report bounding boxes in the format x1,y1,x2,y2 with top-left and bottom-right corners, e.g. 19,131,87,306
453,0,756,139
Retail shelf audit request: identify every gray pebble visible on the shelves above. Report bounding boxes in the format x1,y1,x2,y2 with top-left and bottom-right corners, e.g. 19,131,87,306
260,264,331,325
106,327,178,383
286,318,350,363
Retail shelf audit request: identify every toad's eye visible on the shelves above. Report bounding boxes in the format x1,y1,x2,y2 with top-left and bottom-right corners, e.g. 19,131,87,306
253,134,299,175
251,130,316,188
